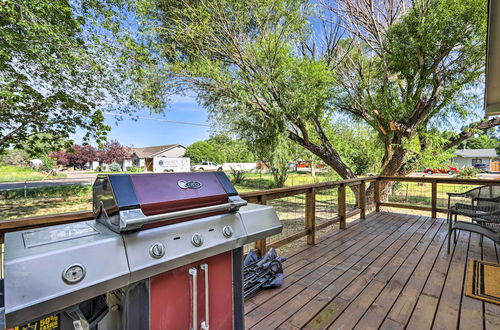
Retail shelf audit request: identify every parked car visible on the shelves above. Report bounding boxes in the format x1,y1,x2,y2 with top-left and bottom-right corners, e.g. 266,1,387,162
191,161,223,172
473,163,489,172
424,166,460,175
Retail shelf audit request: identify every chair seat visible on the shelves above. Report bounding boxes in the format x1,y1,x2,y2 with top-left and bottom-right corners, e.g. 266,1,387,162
452,221,500,243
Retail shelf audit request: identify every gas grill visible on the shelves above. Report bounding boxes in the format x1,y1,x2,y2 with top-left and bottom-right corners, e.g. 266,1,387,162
3,172,282,329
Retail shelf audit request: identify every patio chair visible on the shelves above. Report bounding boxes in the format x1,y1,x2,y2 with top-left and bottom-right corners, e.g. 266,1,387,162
447,185,500,222
447,203,500,253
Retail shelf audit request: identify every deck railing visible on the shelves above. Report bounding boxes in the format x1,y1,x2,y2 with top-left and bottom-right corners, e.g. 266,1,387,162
0,176,499,266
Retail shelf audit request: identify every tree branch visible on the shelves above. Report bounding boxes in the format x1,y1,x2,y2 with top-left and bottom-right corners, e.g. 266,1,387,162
443,117,500,150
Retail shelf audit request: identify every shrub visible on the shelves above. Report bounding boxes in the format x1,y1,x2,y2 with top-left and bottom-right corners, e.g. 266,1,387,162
230,167,246,184
0,185,91,200
95,165,103,172
1,150,28,166
39,155,56,174
129,166,138,173
109,162,121,172
457,167,481,178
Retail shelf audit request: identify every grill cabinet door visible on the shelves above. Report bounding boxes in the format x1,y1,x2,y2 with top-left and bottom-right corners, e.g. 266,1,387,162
150,251,233,330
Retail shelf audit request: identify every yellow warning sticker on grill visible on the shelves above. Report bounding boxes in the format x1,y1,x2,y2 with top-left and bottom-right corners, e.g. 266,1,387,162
12,314,60,330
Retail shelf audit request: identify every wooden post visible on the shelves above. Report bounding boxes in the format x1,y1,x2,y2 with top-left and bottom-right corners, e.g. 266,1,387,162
1,243,3,279
374,180,380,212
431,180,437,219
305,188,316,245
254,196,268,256
338,184,346,229
359,181,366,219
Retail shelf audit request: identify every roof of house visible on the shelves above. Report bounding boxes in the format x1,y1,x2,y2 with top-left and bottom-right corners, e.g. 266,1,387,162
131,144,185,158
454,148,498,158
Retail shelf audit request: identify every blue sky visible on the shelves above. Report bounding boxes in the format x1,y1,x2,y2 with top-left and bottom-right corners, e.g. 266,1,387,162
72,95,211,148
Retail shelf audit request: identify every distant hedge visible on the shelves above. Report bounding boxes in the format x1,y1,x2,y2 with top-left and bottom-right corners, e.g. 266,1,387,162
0,185,92,200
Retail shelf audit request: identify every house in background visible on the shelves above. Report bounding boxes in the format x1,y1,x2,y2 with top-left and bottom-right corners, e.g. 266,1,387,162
129,144,186,171
452,148,499,170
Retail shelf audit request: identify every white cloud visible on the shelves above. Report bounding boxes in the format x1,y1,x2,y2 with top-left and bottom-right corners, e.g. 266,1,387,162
170,94,197,104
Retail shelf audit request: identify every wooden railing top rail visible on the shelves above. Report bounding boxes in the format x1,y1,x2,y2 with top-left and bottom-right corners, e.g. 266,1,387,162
378,176,500,185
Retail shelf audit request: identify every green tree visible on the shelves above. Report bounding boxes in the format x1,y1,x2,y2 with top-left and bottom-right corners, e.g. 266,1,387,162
328,123,383,175
458,132,500,150
0,0,164,150
134,0,499,197
16,134,73,158
207,135,255,163
185,141,222,164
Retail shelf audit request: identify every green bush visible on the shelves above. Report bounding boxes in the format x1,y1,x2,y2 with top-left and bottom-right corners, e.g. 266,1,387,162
457,167,481,178
96,165,103,172
39,155,56,173
1,150,28,166
230,168,246,184
129,166,142,173
109,162,121,172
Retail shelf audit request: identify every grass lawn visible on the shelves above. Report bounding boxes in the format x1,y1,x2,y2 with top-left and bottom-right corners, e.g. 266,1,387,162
0,165,66,182
0,185,92,220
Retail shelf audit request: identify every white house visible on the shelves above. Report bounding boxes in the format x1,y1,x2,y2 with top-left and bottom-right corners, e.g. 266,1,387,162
130,144,186,171
452,148,499,169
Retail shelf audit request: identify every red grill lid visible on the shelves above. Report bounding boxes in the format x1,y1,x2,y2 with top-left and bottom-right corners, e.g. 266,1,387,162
129,173,229,216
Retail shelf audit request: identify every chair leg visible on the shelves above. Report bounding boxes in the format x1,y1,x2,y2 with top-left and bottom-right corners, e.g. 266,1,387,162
448,219,452,253
453,215,458,243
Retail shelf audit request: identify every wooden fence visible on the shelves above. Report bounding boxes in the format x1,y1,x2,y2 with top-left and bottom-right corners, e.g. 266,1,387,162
0,176,499,259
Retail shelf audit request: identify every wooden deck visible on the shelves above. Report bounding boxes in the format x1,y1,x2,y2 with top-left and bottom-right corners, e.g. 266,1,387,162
244,211,500,329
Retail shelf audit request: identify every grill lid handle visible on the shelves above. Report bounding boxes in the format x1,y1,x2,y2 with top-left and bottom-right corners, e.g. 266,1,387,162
118,196,247,231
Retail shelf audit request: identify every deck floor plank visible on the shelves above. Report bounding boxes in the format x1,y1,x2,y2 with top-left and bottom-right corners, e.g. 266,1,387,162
325,218,440,329
354,219,447,330
432,230,470,329
262,214,422,329
482,238,500,330
246,213,412,329
459,233,484,330
245,211,498,330
245,213,394,313
381,217,448,328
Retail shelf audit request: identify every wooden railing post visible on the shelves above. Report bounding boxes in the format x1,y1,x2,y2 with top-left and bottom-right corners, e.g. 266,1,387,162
254,196,268,256
338,184,346,229
374,179,380,212
305,187,316,245
431,179,437,219
359,180,366,219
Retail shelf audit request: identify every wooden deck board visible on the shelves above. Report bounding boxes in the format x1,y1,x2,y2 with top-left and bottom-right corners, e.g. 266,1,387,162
245,213,409,329
252,213,419,329
245,211,499,330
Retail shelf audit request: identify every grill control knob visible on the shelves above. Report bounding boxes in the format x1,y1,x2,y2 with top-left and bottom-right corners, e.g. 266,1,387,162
191,233,204,247
62,264,86,284
222,225,233,238
150,243,165,259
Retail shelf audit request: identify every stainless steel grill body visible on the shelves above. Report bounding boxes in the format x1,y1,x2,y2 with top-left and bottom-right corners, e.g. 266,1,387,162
4,173,281,328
